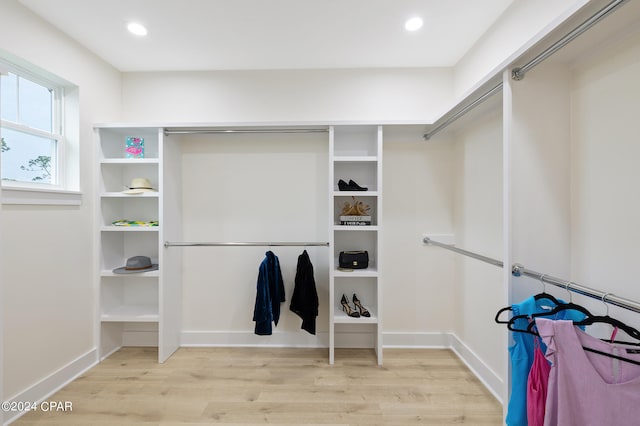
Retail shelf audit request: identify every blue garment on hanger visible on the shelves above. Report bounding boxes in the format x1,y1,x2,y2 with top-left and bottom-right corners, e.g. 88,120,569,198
253,251,285,335
505,296,586,426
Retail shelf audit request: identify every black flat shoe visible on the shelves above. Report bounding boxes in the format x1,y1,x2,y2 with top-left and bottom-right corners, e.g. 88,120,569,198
348,179,368,191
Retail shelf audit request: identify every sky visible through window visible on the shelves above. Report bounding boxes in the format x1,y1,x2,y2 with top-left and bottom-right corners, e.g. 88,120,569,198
1,72,55,184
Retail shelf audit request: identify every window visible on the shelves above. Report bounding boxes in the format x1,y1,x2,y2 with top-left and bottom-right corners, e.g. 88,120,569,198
0,56,79,205
1,70,62,186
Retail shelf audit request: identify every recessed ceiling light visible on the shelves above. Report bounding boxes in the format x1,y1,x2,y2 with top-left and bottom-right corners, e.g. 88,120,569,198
127,22,148,36
405,16,423,32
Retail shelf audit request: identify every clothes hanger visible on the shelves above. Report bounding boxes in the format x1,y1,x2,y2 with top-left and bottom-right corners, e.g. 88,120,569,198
572,293,640,342
494,275,562,325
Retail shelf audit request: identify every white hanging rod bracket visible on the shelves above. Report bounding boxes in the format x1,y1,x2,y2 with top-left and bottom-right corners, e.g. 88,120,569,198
423,236,640,314
511,0,629,81
165,241,330,248
164,128,329,136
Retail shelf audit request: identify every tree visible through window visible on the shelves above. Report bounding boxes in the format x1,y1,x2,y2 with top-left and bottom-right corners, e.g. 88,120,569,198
1,71,61,185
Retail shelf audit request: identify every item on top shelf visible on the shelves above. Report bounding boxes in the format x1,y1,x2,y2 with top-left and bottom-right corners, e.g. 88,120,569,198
112,255,158,274
122,177,157,194
340,215,371,226
112,220,159,227
125,136,145,158
337,179,368,191
338,250,369,269
352,293,371,317
340,294,360,318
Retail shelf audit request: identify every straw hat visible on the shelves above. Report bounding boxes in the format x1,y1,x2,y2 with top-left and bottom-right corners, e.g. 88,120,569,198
123,178,156,194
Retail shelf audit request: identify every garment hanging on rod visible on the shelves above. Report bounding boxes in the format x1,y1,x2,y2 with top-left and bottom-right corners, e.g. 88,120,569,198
253,251,285,336
423,236,640,314
289,250,319,335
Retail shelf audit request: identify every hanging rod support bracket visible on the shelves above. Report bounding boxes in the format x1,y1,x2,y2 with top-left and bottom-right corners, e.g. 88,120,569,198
512,263,524,276
511,68,524,81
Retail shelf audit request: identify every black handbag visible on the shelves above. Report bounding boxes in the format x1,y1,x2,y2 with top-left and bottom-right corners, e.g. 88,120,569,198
338,250,369,269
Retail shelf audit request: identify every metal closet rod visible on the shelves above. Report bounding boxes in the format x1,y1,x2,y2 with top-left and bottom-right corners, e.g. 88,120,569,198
512,0,629,80
423,0,629,141
423,237,640,314
423,82,503,141
164,128,329,136
164,241,330,247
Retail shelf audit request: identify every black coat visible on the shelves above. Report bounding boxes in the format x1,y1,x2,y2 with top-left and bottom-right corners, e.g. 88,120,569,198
289,250,319,335
253,251,285,335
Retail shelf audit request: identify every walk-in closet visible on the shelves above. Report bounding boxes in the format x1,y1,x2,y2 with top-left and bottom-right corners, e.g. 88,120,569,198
2,0,640,424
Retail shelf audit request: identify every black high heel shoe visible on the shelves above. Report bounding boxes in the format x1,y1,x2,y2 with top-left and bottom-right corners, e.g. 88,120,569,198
338,179,351,191
348,179,368,191
352,293,371,317
341,294,360,317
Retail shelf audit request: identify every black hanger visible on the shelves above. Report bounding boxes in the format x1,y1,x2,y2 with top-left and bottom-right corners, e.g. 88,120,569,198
573,315,640,342
494,291,562,325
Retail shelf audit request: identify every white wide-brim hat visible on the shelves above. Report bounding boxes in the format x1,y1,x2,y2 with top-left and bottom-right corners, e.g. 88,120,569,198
123,177,156,194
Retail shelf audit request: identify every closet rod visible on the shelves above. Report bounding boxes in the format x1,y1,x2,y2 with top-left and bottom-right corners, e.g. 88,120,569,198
164,128,329,136
511,264,640,314
422,237,504,268
423,236,640,314
164,241,330,247
422,81,503,141
512,0,629,80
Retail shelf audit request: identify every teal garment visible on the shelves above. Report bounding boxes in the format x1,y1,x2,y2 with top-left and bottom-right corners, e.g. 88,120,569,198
505,296,586,426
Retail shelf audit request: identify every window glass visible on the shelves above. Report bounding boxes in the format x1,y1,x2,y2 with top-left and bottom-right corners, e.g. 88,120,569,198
1,127,56,184
19,75,53,132
0,73,18,122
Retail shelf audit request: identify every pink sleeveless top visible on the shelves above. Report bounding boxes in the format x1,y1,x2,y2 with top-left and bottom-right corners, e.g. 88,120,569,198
537,319,640,426
527,336,550,426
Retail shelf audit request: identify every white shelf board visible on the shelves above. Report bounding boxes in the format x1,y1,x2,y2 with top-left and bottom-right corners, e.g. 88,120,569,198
100,158,159,164
101,305,159,322
333,225,379,231
100,270,160,278
333,191,379,197
101,226,160,232
101,192,160,198
334,266,378,277
332,156,377,162
333,309,378,324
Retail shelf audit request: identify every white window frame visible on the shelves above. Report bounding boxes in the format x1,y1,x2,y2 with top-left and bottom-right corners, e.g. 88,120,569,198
0,58,81,205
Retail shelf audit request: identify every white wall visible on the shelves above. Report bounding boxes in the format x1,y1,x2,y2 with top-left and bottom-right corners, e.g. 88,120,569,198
0,0,121,404
178,132,329,345
121,68,452,124
382,133,455,336
569,28,640,329
450,97,504,386
453,0,585,102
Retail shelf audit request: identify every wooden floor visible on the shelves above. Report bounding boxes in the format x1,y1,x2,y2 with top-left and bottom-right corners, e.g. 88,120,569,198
14,347,503,425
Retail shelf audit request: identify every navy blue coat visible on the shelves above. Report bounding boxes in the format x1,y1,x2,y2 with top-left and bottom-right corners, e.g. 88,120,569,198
253,251,285,335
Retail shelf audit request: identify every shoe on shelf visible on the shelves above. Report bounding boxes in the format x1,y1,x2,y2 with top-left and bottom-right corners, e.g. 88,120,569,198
341,294,360,317
337,179,369,191
348,180,368,191
338,179,351,191
352,293,371,317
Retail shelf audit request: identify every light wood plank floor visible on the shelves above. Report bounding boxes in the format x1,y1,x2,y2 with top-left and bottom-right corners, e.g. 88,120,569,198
14,347,503,425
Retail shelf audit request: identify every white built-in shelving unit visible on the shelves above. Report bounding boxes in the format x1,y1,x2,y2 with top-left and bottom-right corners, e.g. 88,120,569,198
329,125,383,365
95,126,181,363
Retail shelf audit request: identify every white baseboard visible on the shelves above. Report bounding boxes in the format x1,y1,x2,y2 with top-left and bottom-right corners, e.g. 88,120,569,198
382,331,451,348
181,330,330,347
4,348,97,425
449,333,504,404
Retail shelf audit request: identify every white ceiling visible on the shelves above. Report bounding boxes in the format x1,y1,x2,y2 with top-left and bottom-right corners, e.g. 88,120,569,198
19,0,514,72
